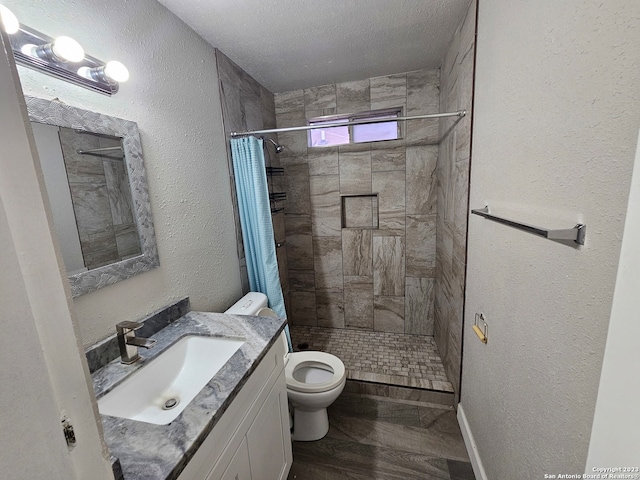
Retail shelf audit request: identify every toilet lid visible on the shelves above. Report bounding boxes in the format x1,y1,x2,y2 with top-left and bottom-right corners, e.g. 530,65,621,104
285,351,346,393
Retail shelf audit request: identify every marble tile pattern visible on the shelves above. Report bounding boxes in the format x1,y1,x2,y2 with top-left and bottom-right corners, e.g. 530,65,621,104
342,229,373,276
316,291,345,328
26,96,159,297
373,236,406,296
59,127,124,271
103,152,135,226
290,291,318,325
370,73,407,112
336,79,370,114
374,295,405,333
406,277,436,336
290,325,452,392
339,150,372,194
372,170,405,235
434,0,476,402
92,311,287,480
371,145,406,172
309,174,341,236
342,195,378,229
344,278,374,329
313,236,343,291
275,68,440,337
407,145,438,214
284,163,311,214
114,223,141,259
289,394,475,480
406,214,437,277
85,298,190,373
308,148,339,176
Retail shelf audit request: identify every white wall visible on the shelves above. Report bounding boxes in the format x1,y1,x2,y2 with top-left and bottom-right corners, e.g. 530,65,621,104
4,0,242,346
461,0,640,477
585,130,640,467
0,185,81,480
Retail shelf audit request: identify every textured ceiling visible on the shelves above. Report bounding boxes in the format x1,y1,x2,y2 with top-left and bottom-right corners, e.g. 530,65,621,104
157,0,471,93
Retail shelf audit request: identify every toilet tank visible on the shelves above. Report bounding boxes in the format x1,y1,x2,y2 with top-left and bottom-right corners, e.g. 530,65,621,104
224,292,289,359
224,292,269,315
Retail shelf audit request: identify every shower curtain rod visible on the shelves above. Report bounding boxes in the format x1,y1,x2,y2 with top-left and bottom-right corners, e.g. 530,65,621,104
229,110,466,137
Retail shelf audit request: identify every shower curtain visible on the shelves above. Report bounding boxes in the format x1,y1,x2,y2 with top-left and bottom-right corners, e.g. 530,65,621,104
230,136,292,351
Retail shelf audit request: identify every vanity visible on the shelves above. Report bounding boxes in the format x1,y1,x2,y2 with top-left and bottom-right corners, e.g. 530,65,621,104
25,94,293,479
91,310,292,480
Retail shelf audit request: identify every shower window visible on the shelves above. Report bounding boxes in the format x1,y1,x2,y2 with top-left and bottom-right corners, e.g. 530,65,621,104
308,109,401,148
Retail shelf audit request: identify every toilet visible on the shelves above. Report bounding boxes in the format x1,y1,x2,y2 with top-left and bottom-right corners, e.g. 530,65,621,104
225,292,346,441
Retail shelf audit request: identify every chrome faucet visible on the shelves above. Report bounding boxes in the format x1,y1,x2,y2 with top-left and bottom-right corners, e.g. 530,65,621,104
116,321,157,364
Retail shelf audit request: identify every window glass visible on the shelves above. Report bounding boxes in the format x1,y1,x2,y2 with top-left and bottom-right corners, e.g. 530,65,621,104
308,119,349,147
308,111,399,147
352,115,398,143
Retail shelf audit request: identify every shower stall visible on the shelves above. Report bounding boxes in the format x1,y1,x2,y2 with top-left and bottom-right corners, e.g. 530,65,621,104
217,0,476,405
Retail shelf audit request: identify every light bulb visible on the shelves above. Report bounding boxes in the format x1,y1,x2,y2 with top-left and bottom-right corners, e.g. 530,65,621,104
20,43,37,56
78,61,129,85
104,61,129,82
0,4,19,34
77,66,92,79
52,36,84,62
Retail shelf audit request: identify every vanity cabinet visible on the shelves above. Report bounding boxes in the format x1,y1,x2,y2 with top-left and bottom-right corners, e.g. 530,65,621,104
213,438,250,480
179,338,292,480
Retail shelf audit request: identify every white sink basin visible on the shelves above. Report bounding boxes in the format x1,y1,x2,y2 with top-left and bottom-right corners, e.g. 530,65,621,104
98,335,244,425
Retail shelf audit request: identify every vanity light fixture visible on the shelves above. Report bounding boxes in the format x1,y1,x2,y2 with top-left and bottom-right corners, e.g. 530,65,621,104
21,35,85,63
78,60,129,84
0,4,128,95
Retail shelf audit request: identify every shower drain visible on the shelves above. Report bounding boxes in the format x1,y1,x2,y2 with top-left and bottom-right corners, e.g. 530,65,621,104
162,398,179,410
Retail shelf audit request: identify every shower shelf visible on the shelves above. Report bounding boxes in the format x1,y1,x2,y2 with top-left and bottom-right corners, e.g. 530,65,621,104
266,167,284,176
471,206,586,246
269,192,286,201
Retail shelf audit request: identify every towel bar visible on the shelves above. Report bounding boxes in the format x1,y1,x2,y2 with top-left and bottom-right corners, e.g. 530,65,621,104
471,206,586,246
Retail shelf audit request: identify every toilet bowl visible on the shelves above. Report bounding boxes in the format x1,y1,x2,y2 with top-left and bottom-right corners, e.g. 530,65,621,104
225,292,346,442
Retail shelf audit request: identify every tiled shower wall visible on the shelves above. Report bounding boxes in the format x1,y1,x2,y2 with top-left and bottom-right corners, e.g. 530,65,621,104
59,128,140,269
215,50,290,300
274,69,440,335
435,0,476,400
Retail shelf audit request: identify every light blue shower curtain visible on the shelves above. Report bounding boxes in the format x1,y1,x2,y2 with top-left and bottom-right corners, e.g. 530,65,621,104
230,136,292,352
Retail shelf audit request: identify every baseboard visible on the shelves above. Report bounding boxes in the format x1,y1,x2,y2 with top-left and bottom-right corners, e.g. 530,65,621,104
457,404,489,480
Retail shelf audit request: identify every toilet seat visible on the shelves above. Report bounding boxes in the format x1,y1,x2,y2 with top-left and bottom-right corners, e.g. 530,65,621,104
285,351,346,394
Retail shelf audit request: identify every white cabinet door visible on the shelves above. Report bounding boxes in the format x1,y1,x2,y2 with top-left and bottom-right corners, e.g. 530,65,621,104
246,378,292,480
208,438,252,480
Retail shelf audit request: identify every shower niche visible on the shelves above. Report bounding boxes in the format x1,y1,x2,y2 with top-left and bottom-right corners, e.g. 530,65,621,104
341,194,379,229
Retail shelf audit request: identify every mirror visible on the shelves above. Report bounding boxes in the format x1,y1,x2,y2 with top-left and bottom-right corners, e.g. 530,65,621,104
26,96,159,297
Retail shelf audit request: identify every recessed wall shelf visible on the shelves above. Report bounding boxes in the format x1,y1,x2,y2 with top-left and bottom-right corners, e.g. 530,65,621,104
471,205,586,246
341,194,379,229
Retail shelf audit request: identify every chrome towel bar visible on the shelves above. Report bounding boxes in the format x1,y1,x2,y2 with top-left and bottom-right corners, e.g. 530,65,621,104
471,206,586,246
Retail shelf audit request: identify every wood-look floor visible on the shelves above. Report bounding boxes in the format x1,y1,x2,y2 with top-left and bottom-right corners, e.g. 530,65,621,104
288,395,476,480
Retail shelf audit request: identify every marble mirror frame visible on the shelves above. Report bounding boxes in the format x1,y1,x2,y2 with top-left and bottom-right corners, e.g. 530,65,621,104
25,95,159,297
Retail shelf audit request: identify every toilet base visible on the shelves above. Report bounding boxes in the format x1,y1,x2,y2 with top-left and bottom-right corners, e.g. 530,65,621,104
291,407,329,441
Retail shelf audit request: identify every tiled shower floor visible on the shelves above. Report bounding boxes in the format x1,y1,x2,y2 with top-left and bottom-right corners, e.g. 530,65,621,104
289,326,454,392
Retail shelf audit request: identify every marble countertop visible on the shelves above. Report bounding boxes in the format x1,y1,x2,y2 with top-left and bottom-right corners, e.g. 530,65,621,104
92,311,287,480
